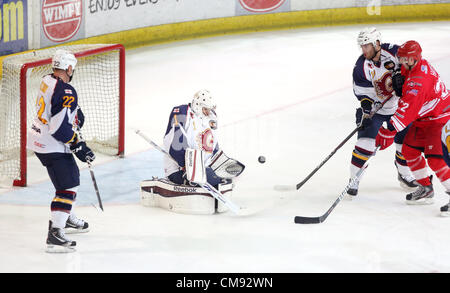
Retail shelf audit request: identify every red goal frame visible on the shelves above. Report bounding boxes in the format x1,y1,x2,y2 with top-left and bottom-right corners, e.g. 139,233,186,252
14,44,125,186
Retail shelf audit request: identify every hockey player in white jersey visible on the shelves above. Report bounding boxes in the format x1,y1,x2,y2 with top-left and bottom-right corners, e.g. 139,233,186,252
140,90,244,214
347,27,417,196
27,50,95,253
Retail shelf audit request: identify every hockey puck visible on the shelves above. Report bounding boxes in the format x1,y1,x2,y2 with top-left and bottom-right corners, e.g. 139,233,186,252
258,156,266,164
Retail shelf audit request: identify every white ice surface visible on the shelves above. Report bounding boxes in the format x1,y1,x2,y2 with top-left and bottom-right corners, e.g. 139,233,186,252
1,21,450,273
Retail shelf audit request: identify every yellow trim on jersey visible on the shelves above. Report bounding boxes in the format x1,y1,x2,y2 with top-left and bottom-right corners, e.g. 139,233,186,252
66,132,77,145
53,198,73,205
396,152,406,160
352,151,369,161
446,136,450,153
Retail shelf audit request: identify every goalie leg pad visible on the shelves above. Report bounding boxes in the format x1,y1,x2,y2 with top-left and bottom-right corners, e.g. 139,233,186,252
216,181,233,213
141,178,214,214
140,178,233,214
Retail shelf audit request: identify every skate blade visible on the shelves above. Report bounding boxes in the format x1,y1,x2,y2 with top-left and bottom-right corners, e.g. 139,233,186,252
405,198,434,205
343,195,355,201
64,228,90,234
46,244,76,253
440,211,450,217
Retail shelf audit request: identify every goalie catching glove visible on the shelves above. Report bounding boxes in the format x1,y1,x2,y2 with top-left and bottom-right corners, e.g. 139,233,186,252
208,150,245,179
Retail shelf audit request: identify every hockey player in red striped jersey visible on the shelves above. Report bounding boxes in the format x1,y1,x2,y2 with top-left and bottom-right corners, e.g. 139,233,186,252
375,40,450,216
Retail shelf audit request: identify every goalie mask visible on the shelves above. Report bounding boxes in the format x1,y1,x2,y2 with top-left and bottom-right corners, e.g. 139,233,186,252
191,89,217,120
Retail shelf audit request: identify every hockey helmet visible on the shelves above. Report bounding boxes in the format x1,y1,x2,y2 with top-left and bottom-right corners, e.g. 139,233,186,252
397,40,422,62
357,27,381,47
52,49,77,71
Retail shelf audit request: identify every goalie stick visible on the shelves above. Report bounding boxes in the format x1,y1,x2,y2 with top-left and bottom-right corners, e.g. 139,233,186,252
135,129,242,214
294,146,380,224
274,98,391,192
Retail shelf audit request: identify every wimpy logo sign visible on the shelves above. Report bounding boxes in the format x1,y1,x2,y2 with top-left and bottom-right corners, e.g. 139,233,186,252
42,0,83,42
43,0,81,23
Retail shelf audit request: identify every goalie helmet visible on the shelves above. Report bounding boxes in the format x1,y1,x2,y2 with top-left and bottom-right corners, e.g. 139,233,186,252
52,49,77,71
357,27,381,47
191,89,216,118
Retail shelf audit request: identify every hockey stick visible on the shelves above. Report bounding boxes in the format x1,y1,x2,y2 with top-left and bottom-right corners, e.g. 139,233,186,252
135,129,242,214
76,128,104,211
294,146,380,224
87,160,104,211
274,98,391,191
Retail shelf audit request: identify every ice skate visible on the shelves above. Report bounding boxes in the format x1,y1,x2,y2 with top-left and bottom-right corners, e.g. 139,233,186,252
405,184,434,205
397,173,419,190
46,221,76,253
346,178,360,199
440,192,450,217
440,203,450,217
395,162,419,190
65,214,89,234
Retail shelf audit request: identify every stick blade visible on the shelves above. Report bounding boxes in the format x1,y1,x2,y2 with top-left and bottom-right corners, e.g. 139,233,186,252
273,184,296,191
294,216,322,224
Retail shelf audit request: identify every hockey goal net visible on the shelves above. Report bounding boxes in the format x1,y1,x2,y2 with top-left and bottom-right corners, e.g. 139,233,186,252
0,44,125,186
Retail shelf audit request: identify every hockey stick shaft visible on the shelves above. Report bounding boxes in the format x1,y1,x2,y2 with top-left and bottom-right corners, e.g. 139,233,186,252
75,127,104,211
87,161,104,211
292,98,391,191
135,129,241,214
294,147,380,224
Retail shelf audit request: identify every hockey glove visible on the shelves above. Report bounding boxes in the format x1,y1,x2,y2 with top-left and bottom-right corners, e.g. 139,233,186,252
392,71,405,97
356,108,372,129
356,98,375,130
375,127,396,150
70,137,96,163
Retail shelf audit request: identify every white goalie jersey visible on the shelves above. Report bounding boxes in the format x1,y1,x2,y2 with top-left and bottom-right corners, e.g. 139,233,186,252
162,104,219,177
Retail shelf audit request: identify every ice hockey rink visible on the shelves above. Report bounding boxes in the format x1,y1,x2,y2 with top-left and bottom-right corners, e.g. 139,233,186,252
1,21,450,273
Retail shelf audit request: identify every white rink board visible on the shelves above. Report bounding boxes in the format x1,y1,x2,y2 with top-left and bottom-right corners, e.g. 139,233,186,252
85,0,235,37
290,0,450,11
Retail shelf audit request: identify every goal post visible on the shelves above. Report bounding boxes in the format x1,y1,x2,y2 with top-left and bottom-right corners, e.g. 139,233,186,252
0,44,125,187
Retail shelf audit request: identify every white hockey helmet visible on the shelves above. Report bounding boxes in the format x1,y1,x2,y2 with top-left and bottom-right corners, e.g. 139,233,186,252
357,27,381,47
52,49,77,71
191,89,216,117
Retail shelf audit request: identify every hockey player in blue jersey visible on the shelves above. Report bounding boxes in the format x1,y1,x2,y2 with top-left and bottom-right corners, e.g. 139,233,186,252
347,27,417,196
27,50,96,253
